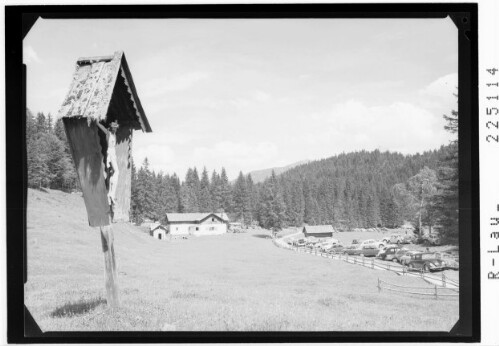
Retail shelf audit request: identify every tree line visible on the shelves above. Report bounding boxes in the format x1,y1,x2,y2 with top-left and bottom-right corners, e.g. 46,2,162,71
26,109,79,191
129,106,458,243
26,104,458,244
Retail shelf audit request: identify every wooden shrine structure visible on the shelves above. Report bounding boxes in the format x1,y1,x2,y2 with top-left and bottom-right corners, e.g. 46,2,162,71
58,51,152,307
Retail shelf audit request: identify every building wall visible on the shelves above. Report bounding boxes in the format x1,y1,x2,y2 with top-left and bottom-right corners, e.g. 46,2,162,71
169,224,192,235
152,228,167,240
193,223,227,236
168,221,227,236
304,232,332,238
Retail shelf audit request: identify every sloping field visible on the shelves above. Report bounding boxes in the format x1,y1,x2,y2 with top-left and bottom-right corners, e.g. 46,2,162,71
25,189,459,331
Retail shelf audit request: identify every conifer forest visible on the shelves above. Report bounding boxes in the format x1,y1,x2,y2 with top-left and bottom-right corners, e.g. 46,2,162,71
26,107,459,244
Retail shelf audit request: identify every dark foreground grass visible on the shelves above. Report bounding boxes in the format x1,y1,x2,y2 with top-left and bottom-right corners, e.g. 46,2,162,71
25,189,459,331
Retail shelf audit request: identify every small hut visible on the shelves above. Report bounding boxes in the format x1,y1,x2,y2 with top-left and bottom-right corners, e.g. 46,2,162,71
150,224,168,240
59,51,152,227
302,225,334,238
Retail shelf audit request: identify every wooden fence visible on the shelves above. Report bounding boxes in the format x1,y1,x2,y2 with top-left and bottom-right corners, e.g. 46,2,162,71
377,278,459,299
272,238,459,290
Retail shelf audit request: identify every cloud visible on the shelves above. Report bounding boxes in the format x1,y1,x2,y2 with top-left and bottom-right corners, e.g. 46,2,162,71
193,141,279,175
253,90,271,102
133,144,176,173
23,45,42,64
419,73,458,109
141,71,210,98
305,99,453,155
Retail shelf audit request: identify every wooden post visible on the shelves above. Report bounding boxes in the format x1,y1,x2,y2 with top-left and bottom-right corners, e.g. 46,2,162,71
100,225,119,308
377,278,381,293
371,258,374,269
434,285,438,300
442,272,446,287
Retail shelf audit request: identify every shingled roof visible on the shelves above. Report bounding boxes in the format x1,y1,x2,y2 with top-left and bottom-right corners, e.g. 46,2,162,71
165,213,229,223
303,225,335,234
58,51,152,132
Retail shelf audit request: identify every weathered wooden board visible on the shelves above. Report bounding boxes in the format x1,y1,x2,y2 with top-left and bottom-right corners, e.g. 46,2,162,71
58,52,122,122
112,125,132,222
63,117,110,227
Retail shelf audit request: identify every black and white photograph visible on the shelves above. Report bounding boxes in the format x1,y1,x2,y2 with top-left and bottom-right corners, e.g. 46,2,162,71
18,8,471,336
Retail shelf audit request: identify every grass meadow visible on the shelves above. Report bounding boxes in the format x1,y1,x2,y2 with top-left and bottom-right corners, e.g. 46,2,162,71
25,188,459,331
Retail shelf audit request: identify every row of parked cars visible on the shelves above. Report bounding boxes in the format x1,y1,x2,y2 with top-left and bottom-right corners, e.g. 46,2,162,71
289,236,457,272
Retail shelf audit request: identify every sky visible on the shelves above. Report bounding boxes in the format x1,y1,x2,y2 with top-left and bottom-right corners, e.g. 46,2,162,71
24,18,458,180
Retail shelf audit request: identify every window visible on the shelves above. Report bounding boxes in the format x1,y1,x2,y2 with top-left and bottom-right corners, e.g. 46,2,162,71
212,218,215,222
196,227,199,231
209,227,215,231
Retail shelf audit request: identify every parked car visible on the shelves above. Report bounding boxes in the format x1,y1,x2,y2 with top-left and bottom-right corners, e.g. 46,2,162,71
326,244,345,254
343,245,361,255
358,244,381,257
398,250,422,265
304,237,320,248
405,252,447,272
344,244,379,257
435,252,459,270
377,245,403,261
320,239,342,251
360,239,385,249
422,233,441,246
294,239,306,247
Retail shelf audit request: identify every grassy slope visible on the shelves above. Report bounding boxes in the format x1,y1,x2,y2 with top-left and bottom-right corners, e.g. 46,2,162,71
25,189,458,331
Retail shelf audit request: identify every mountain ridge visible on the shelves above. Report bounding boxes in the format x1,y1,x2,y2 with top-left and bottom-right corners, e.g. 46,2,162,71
246,160,310,183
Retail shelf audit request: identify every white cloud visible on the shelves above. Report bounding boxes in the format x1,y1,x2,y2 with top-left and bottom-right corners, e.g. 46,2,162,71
133,144,176,173
193,141,279,176
23,45,42,64
305,99,453,155
253,90,271,102
141,71,210,98
419,73,458,109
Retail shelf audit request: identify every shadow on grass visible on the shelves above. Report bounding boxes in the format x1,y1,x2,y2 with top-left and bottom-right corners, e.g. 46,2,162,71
50,297,106,318
252,234,271,239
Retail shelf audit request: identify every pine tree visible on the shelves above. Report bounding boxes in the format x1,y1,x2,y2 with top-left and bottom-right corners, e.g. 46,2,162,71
210,170,223,212
220,167,233,213
432,104,459,243
258,171,287,231
35,112,47,134
246,174,257,223
233,171,251,223
134,158,157,221
198,167,213,212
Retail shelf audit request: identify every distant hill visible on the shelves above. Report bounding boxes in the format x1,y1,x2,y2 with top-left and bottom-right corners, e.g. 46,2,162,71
247,160,309,183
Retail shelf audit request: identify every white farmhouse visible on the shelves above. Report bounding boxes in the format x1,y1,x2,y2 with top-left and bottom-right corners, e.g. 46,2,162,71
165,213,229,237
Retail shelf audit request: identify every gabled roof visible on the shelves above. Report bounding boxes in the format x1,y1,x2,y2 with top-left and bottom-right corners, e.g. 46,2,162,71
303,225,335,234
165,213,229,223
58,51,152,132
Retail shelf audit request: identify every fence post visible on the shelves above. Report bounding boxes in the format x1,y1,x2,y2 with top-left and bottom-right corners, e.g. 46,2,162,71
434,285,438,300
442,272,446,287
377,278,381,293
387,263,390,272
362,256,365,266
371,258,374,269
354,257,357,264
